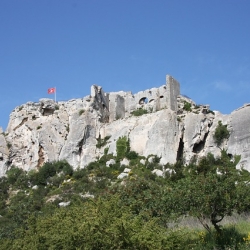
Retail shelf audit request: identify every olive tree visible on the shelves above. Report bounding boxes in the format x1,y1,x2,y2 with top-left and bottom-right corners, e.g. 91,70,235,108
170,151,250,233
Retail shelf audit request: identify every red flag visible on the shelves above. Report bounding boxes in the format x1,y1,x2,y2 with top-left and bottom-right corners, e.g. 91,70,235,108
48,87,56,94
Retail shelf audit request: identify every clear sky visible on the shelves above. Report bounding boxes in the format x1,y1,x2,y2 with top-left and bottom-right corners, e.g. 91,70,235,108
1,0,250,130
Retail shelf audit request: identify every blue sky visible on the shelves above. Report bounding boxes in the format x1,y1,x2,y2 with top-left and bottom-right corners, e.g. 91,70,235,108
1,0,250,130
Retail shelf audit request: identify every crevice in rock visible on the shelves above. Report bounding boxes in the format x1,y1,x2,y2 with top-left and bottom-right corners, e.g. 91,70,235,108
42,108,54,116
37,144,45,168
176,137,184,162
5,160,12,169
192,131,209,153
13,117,28,131
78,125,90,155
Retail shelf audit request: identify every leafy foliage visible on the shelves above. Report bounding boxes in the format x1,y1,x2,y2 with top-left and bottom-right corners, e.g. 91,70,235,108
78,109,85,115
96,135,111,148
1,152,250,249
183,101,192,112
7,196,183,250
116,136,130,160
169,151,250,233
214,120,230,146
131,108,148,116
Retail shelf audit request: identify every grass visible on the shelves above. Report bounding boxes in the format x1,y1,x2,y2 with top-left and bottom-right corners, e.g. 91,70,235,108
168,213,250,250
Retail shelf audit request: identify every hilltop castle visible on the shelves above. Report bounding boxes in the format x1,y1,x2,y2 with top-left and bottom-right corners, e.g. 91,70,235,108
91,75,180,123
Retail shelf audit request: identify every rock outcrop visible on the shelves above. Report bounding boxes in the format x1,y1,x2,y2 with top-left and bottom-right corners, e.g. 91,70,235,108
0,75,249,176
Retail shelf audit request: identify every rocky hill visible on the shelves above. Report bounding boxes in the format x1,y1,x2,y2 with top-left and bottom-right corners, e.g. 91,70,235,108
0,75,250,176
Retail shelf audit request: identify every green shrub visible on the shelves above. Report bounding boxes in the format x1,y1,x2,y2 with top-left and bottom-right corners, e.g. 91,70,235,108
131,108,148,116
126,151,139,160
214,121,230,146
116,136,129,160
207,109,215,115
183,101,192,112
98,154,114,165
104,147,109,155
36,162,57,185
96,136,111,148
78,109,85,116
6,166,24,185
53,160,73,176
6,142,12,149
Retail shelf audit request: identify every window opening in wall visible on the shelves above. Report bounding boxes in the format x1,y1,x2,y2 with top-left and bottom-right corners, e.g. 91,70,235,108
160,95,164,99
139,97,148,104
149,99,155,103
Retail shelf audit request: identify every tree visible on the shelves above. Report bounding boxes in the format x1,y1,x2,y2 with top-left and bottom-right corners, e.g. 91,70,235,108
214,121,230,146
170,151,250,233
8,196,174,250
116,136,129,160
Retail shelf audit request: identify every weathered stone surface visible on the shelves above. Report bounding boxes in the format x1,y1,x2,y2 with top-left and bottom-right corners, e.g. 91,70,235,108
227,104,250,169
152,169,164,177
0,127,8,176
58,201,71,207
117,172,129,179
106,159,116,167
121,158,130,166
0,75,250,177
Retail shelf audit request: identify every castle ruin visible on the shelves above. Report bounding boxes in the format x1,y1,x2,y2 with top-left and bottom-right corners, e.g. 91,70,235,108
91,75,180,123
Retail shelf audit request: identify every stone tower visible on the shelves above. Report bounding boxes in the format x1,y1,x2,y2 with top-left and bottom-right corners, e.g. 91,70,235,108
166,75,180,111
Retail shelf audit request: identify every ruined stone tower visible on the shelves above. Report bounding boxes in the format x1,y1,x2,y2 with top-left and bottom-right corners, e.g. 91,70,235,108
107,74,180,122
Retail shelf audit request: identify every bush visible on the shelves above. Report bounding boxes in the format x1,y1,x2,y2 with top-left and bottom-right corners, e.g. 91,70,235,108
78,109,85,116
214,121,230,146
6,166,24,185
131,108,148,116
96,136,111,148
116,136,129,160
36,162,57,185
6,166,29,189
9,196,179,250
183,101,192,112
54,160,73,176
126,151,139,160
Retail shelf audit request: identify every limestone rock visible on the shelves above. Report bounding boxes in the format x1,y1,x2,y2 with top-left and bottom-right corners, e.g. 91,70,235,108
106,159,116,167
123,168,131,173
121,158,130,166
1,74,250,177
0,127,8,176
117,172,129,179
227,104,250,169
152,169,164,177
140,159,146,165
58,201,71,207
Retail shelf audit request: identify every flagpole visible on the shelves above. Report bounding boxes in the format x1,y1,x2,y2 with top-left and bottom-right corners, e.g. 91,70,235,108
55,87,56,103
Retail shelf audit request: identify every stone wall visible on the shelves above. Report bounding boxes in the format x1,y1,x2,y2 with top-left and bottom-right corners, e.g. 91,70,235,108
166,75,180,111
107,75,180,122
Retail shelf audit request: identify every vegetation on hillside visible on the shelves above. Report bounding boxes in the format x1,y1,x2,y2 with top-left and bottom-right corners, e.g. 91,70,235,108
1,139,250,249
214,120,230,146
131,108,148,116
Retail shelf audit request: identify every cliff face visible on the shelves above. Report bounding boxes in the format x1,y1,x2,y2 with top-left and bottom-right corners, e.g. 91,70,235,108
0,75,249,176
